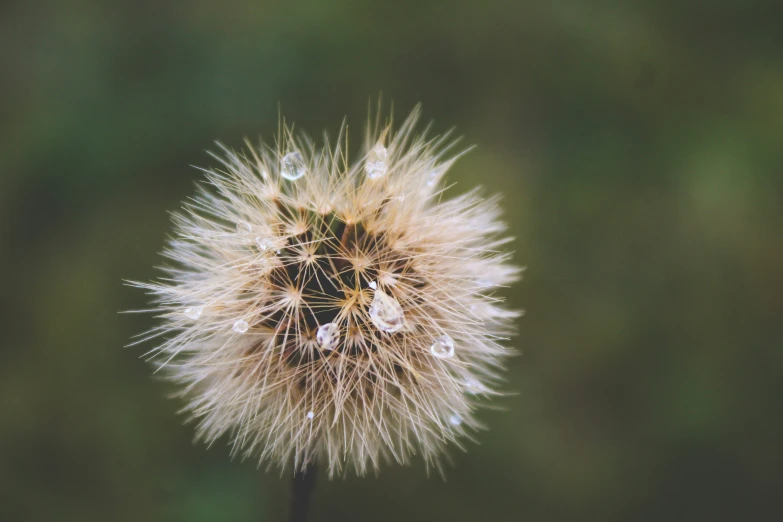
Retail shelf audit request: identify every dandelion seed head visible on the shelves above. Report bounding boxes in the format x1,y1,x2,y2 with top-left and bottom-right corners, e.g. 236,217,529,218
129,106,521,477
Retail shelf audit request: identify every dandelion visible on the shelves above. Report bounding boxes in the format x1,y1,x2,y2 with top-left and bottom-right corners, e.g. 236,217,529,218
128,106,521,480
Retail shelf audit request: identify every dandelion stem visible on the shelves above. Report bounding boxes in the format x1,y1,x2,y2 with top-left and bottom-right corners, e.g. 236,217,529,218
288,463,317,522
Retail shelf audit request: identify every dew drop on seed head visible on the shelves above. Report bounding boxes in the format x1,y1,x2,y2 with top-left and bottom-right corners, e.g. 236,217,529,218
316,322,340,351
255,236,273,251
427,161,450,187
366,161,387,179
307,411,315,420
368,281,377,290
365,144,389,179
232,319,249,334
476,277,495,288
449,414,462,426
236,221,252,233
369,290,404,333
280,151,306,180
184,306,202,320
430,335,455,358
373,143,388,161
465,378,485,394
426,164,446,187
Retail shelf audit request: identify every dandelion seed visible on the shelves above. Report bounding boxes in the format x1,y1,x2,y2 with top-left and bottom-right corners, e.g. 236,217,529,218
128,106,521,477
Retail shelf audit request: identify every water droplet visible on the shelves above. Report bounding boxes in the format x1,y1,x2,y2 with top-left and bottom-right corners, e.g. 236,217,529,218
280,151,306,180
184,306,202,319
369,290,404,333
365,144,388,179
374,143,388,160
316,323,340,351
232,319,249,334
449,414,462,426
368,281,377,290
236,221,252,233
476,278,494,288
430,335,455,358
366,162,387,179
307,411,315,420
255,236,274,251
465,378,485,394
426,163,448,187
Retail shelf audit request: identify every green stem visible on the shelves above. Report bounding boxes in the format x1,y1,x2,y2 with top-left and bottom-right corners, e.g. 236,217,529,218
287,463,317,522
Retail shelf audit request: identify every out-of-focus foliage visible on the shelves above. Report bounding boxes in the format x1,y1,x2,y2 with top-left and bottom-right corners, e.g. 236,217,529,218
1,1,780,521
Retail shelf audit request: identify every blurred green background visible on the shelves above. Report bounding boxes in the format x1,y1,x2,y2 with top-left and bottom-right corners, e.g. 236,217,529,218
1,1,781,521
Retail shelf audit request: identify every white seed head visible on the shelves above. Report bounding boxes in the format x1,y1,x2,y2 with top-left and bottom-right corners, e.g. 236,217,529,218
129,106,521,477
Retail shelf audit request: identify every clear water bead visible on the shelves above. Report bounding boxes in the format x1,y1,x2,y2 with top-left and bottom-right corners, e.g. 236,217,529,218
369,290,404,333
476,278,495,288
232,319,249,334
280,151,306,180
184,306,202,320
430,335,455,358
316,323,340,351
368,281,377,290
236,221,252,233
449,414,462,426
365,144,389,179
426,163,448,187
255,236,274,251
307,411,315,420
465,378,485,394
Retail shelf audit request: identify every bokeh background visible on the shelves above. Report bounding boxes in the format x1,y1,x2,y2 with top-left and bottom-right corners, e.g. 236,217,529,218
1,1,781,521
